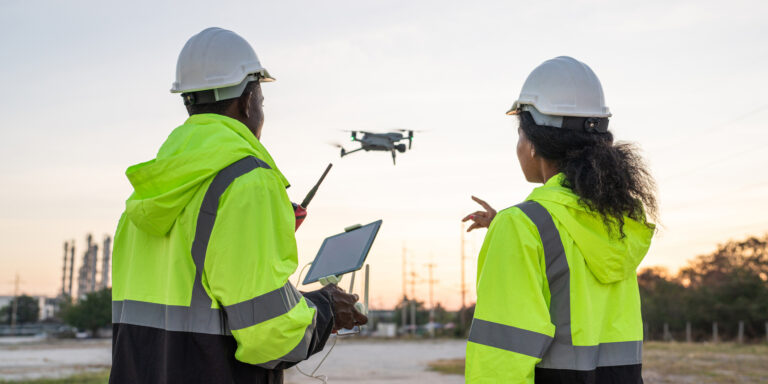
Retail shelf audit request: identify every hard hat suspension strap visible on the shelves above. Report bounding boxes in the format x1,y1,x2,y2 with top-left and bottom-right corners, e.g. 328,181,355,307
183,90,216,106
560,116,609,133
182,74,260,106
523,105,610,133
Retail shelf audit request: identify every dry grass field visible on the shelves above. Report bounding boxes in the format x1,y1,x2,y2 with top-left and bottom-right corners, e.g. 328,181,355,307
428,342,768,384
642,342,768,383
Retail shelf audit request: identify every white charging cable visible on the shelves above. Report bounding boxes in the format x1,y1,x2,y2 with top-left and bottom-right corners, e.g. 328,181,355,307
293,263,369,383
295,334,339,383
296,262,313,287
295,261,334,383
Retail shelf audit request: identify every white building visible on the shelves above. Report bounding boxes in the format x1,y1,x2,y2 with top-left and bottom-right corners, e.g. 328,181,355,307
37,296,57,321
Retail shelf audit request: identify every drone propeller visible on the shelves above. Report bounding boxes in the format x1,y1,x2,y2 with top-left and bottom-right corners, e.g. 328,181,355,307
394,129,427,133
328,142,349,157
338,130,361,140
393,129,419,149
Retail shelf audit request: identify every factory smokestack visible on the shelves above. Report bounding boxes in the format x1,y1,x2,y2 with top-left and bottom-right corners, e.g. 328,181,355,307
101,236,111,289
90,242,99,293
68,240,75,297
62,241,69,297
77,234,95,299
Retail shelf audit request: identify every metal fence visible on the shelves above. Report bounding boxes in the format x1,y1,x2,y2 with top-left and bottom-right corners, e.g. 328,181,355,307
644,321,768,343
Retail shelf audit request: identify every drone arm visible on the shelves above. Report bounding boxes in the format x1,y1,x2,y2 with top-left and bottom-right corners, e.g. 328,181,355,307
341,147,364,157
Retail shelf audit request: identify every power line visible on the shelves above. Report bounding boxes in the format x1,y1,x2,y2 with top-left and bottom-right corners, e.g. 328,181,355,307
660,141,768,182
664,180,768,212
654,103,768,154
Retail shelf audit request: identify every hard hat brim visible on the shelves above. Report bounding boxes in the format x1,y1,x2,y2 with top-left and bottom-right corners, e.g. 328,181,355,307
506,101,521,115
171,68,274,94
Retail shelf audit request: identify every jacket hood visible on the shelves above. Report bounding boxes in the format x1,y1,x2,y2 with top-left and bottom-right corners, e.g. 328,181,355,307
124,114,289,236
527,173,654,284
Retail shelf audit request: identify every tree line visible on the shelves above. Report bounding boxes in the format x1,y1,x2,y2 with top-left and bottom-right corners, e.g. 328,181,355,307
0,289,111,336
639,234,768,341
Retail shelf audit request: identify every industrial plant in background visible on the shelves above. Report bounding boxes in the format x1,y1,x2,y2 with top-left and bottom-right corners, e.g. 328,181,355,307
60,234,112,301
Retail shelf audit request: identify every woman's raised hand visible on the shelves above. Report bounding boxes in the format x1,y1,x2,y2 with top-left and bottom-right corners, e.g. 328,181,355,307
462,196,497,232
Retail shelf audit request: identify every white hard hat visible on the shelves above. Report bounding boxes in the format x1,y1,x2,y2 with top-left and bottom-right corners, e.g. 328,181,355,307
171,27,274,104
507,56,611,132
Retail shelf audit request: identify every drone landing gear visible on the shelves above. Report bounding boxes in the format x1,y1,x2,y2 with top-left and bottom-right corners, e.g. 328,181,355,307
391,149,397,165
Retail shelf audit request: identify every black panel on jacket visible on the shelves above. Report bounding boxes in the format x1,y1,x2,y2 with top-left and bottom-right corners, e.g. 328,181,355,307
109,289,335,384
535,364,644,384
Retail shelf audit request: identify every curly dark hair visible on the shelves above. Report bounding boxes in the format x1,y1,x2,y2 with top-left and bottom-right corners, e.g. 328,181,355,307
519,111,657,237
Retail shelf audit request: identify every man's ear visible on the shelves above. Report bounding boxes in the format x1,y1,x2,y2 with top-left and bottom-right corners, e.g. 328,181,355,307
240,90,253,119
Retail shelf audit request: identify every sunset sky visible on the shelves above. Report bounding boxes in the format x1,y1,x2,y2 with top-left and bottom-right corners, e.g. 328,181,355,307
1,0,767,310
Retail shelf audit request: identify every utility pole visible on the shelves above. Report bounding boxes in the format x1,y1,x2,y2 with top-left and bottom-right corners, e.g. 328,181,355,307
10,273,21,330
426,261,438,338
426,262,436,310
402,244,407,303
460,222,467,330
409,261,418,335
401,244,407,335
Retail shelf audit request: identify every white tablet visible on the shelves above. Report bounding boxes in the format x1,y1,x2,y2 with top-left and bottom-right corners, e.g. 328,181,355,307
302,220,382,285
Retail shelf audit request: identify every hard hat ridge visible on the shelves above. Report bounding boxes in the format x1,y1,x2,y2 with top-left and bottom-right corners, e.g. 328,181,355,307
171,27,274,104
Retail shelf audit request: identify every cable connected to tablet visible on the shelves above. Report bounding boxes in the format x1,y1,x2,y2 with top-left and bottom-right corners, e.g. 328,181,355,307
293,222,379,382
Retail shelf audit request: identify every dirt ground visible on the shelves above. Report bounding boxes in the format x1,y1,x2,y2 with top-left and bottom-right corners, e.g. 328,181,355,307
1,337,767,383
285,338,465,384
0,338,111,382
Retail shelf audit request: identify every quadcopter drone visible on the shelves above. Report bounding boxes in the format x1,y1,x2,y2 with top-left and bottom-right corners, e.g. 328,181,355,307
333,130,418,165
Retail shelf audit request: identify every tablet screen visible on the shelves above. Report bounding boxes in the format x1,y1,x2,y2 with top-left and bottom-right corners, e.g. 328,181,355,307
303,220,382,285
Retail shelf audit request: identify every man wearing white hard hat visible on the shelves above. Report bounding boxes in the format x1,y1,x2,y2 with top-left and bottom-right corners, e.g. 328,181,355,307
463,56,656,383
109,27,367,384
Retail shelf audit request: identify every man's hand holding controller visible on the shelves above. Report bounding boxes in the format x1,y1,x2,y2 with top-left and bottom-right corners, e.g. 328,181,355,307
320,284,368,332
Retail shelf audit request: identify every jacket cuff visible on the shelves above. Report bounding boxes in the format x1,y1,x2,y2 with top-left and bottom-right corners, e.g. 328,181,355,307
302,288,335,356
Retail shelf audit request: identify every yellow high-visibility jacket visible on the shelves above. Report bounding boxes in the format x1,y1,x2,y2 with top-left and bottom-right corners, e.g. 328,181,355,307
466,174,654,383
110,114,334,384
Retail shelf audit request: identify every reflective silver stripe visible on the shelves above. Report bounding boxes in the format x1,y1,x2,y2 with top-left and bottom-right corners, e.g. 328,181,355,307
189,157,272,313
539,340,643,370
468,318,553,358
113,282,305,334
515,201,642,370
225,282,303,330
256,298,318,369
112,300,230,335
597,340,642,366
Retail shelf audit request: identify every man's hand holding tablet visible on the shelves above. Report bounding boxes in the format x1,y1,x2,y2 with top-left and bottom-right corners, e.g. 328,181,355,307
302,220,382,334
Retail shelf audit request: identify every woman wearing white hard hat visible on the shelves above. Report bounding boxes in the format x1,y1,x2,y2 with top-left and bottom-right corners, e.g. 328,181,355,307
464,56,656,384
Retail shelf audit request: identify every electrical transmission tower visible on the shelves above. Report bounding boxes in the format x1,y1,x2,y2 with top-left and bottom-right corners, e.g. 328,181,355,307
425,261,438,338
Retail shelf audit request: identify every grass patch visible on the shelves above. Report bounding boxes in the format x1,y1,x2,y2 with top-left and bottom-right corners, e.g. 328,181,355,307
428,358,465,375
0,370,110,384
